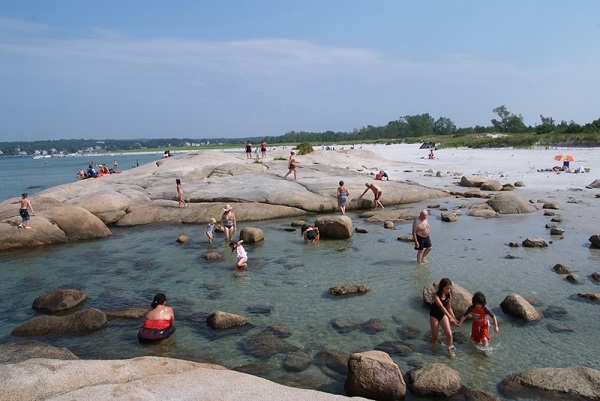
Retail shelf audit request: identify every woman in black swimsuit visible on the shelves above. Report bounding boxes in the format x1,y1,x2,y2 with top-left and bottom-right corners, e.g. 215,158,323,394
429,278,458,357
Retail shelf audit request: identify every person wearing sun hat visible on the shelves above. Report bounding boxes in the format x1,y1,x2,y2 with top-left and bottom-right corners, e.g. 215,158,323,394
221,204,236,242
204,217,217,244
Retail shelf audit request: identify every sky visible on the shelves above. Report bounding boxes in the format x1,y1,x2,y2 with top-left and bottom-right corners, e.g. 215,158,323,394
1,1,599,141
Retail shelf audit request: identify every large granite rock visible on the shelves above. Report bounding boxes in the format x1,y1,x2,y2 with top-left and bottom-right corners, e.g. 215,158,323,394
487,192,538,214
0,149,448,250
11,308,107,337
0,341,79,365
407,362,463,398
315,215,353,239
499,366,600,400
345,350,406,400
500,293,543,321
32,289,88,313
0,356,367,401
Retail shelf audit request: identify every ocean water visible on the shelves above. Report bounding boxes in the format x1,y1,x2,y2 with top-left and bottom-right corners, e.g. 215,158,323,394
0,153,165,203
1,151,600,400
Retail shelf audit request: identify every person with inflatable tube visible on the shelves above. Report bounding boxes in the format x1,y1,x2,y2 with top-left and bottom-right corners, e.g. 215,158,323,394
138,293,175,342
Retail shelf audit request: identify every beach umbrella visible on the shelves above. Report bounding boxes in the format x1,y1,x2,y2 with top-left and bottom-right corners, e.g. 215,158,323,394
554,154,574,162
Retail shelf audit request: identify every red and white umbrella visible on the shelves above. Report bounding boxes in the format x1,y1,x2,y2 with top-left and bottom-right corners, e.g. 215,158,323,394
554,154,574,162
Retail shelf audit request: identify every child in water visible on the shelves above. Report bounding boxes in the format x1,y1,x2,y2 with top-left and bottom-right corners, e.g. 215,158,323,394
429,278,459,357
176,179,187,208
458,291,499,350
229,240,248,268
204,218,216,244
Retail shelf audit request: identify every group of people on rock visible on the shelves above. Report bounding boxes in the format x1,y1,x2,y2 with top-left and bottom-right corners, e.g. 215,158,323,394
77,160,119,179
245,140,268,160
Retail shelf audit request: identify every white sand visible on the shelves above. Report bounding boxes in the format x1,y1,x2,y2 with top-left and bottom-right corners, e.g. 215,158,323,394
354,143,599,234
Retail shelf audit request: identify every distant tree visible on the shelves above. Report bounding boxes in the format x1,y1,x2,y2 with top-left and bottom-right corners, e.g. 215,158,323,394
403,113,435,137
433,117,456,136
536,114,556,135
491,105,527,133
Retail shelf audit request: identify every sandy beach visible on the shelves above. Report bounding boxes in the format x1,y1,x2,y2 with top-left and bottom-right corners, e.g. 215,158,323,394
354,143,599,234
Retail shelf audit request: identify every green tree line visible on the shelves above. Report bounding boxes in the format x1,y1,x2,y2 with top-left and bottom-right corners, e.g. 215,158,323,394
2,105,600,155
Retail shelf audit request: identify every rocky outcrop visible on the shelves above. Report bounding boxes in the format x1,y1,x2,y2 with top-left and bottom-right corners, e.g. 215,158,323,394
500,293,543,321
460,175,487,187
522,237,548,248
329,284,370,296
239,332,299,359
590,234,600,248
11,308,107,337
32,289,88,313
487,192,538,214
315,215,353,239
407,363,463,398
345,350,406,400
206,311,248,329
499,366,600,400
0,149,448,251
0,356,367,401
239,227,264,243
0,341,79,365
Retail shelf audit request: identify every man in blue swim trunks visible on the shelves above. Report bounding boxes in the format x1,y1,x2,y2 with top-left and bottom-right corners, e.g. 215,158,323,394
12,193,34,229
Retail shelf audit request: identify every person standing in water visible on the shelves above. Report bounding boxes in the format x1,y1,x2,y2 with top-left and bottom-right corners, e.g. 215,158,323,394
230,240,248,268
13,193,34,229
429,278,458,357
221,205,236,242
458,291,499,350
412,209,432,264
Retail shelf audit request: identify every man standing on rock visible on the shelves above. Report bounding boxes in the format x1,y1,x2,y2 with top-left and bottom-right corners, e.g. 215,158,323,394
412,209,432,264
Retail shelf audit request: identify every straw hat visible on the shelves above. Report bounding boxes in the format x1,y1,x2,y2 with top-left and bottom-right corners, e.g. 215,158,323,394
223,204,232,212
291,150,296,155
210,217,217,224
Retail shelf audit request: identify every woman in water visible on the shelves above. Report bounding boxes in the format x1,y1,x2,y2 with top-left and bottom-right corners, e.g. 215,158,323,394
221,205,236,242
429,278,458,357
144,293,175,329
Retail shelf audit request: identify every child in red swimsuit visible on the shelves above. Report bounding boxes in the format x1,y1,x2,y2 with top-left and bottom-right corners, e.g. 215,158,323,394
458,291,499,348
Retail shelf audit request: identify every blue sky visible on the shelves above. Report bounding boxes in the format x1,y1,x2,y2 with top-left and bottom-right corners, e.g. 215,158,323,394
1,1,599,141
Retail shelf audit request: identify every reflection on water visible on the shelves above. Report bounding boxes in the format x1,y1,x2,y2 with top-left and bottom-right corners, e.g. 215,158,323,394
1,207,600,400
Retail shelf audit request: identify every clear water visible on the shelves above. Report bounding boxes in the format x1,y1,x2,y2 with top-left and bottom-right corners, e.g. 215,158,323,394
1,152,600,400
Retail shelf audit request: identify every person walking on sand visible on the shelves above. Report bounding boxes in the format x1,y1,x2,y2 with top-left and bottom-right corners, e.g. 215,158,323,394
230,240,248,268
337,181,350,215
176,179,187,208
412,209,432,264
359,182,383,209
204,218,217,244
458,291,499,350
284,151,298,180
221,205,236,242
13,193,34,229
429,278,459,357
